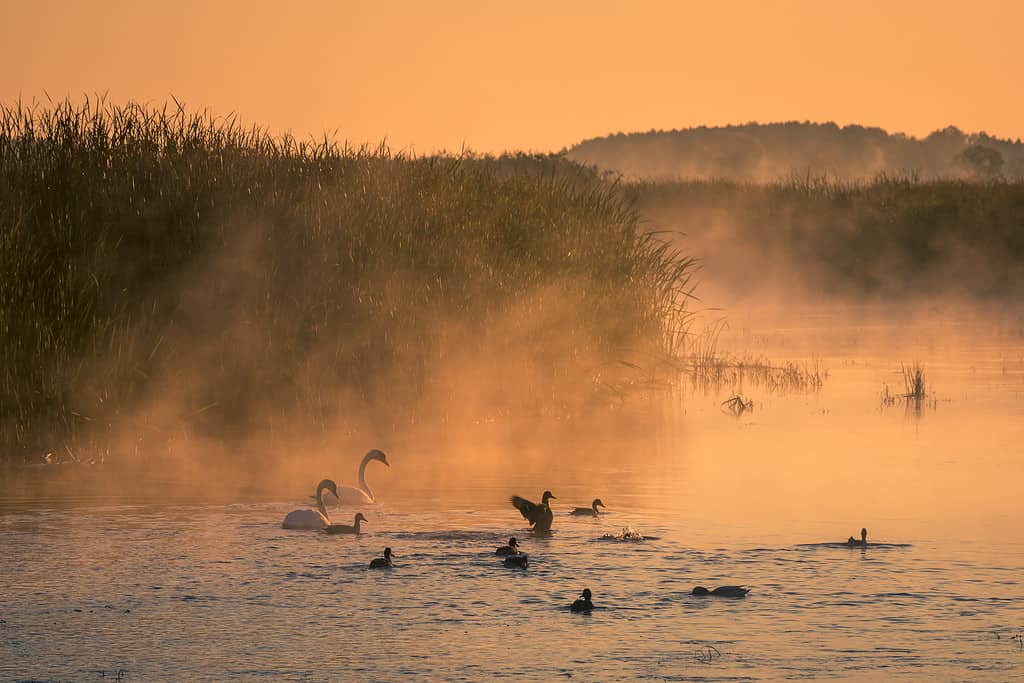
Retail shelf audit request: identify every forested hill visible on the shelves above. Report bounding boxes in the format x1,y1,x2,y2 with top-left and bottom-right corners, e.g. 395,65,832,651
566,122,1024,182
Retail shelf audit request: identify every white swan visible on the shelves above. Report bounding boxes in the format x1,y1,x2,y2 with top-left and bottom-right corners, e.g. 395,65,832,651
322,449,390,505
283,479,338,530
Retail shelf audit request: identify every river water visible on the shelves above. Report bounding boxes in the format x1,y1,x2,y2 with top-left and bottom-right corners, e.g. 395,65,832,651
2,304,1023,681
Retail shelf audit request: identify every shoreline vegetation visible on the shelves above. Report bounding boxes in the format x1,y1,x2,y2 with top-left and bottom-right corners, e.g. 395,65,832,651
568,121,1024,181
1,99,705,466
624,175,1024,299
9,100,1020,468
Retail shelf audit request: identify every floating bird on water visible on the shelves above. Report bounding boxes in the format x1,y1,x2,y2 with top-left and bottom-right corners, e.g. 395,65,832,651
503,551,529,568
369,547,394,569
570,498,606,516
324,512,367,535
571,588,594,612
320,449,390,505
496,537,521,555
692,586,750,597
599,527,655,541
282,479,338,530
510,490,556,532
847,528,868,546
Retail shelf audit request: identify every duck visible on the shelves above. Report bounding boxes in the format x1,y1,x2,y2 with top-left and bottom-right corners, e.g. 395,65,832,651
495,537,521,555
369,547,393,569
510,490,556,532
282,479,339,529
324,512,367,535
691,586,750,597
570,498,606,516
571,588,594,613
503,551,529,569
847,527,868,546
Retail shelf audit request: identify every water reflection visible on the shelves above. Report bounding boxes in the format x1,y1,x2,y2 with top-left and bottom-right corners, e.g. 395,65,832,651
2,305,1024,680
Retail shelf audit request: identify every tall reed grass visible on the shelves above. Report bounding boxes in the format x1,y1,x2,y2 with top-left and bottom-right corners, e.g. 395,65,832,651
0,99,696,462
625,174,1024,298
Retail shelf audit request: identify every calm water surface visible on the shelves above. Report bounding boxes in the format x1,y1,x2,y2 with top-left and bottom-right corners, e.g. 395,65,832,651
2,306,1023,681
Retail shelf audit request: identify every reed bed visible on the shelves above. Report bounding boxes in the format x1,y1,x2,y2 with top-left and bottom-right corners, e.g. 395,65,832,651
1,99,699,462
881,362,933,414
590,345,826,405
624,175,1024,298
901,362,927,401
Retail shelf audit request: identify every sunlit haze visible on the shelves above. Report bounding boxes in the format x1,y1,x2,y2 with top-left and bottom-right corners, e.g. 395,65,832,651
4,3,1024,680
3,0,1023,152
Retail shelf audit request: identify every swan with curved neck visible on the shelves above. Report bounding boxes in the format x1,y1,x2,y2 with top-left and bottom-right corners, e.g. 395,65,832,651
323,449,389,505
283,479,338,530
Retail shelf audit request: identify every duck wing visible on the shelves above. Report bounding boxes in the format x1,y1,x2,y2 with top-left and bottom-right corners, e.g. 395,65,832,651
510,495,543,525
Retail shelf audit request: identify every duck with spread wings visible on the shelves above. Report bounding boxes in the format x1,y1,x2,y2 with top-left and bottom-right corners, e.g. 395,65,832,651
510,490,556,532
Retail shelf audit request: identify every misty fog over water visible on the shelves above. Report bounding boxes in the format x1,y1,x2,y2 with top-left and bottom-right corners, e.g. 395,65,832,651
3,102,1024,681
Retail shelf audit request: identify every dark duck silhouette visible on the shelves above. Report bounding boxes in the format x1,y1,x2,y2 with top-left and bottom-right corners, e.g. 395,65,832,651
324,512,367,535
571,588,594,613
369,547,393,568
692,586,750,598
847,528,868,546
496,537,521,555
503,550,529,568
510,490,556,532
570,498,606,516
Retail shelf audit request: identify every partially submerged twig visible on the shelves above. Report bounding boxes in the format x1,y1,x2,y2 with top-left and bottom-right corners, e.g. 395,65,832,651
693,644,722,664
721,394,753,417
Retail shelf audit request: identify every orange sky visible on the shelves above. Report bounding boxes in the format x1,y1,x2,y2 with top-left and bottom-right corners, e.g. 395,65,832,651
3,0,1022,153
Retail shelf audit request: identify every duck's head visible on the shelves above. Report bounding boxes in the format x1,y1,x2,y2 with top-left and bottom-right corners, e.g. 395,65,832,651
542,490,556,503
355,512,368,524
509,537,519,548
367,449,390,467
383,547,393,559
593,498,605,509
580,588,592,600
691,586,710,596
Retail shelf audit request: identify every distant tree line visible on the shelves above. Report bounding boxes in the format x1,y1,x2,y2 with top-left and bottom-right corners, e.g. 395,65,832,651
567,122,1023,181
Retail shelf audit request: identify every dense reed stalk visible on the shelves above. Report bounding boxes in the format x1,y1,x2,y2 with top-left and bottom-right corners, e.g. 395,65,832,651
0,99,696,461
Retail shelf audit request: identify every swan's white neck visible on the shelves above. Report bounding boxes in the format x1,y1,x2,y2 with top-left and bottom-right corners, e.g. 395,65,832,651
315,485,330,520
358,455,374,501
